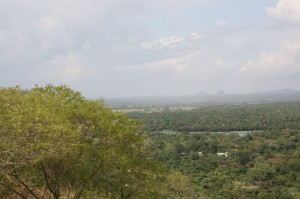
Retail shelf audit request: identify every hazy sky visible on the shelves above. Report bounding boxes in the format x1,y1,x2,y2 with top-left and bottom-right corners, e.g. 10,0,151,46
1,0,300,98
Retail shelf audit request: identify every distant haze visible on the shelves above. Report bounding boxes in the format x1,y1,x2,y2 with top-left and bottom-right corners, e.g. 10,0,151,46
1,0,300,98
106,89,300,108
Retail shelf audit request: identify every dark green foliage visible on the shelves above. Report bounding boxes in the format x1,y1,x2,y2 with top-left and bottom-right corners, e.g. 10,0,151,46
126,102,300,198
127,102,300,132
142,128,300,198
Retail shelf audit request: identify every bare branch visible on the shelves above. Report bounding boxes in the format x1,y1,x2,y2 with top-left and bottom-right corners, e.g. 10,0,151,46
12,170,40,199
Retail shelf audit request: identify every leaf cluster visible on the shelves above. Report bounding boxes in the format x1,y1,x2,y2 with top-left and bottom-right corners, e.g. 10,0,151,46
0,85,171,199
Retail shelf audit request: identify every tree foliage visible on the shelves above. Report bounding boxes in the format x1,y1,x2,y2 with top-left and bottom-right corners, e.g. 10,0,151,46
0,85,173,199
143,128,300,198
127,102,300,132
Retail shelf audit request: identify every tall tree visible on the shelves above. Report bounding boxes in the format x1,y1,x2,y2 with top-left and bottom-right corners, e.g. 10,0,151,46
0,85,165,198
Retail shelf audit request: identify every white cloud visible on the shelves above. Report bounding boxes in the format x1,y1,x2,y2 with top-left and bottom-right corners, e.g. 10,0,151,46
119,53,195,73
36,16,74,49
214,58,225,66
158,35,185,49
189,32,202,40
34,53,96,81
0,0,114,50
119,51,235,78
0,0,113,26
0,30,33,61
241,39,300,75
141,32,202,50
140,35,184,49
140,42,154,49
267,0,300,23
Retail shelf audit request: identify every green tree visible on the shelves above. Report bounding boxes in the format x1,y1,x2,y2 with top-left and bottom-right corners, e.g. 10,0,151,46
162,172,207,199
0,85,165,199
247,162,277,188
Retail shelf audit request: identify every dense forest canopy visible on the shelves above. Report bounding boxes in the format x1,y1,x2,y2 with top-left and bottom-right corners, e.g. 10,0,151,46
144,130,300,199
125,102,300,198
127,102,300,132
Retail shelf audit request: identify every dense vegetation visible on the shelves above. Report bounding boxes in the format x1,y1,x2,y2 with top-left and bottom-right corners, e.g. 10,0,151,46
0,86,205,199
1,86,299,198
127,102,300,132
145,130,300,198
126,102,300,198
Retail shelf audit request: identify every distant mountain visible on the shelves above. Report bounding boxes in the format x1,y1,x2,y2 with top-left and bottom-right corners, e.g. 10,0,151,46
105,89,300,108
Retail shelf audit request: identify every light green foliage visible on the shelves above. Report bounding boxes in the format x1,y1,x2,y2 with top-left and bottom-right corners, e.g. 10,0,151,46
161,172,208,199
0,85,168,199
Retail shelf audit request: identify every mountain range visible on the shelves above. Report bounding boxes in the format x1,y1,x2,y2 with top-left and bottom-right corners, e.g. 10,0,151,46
105,89,300,108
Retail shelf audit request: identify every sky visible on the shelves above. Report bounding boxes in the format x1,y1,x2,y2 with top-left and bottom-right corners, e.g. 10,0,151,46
1,0,300,98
